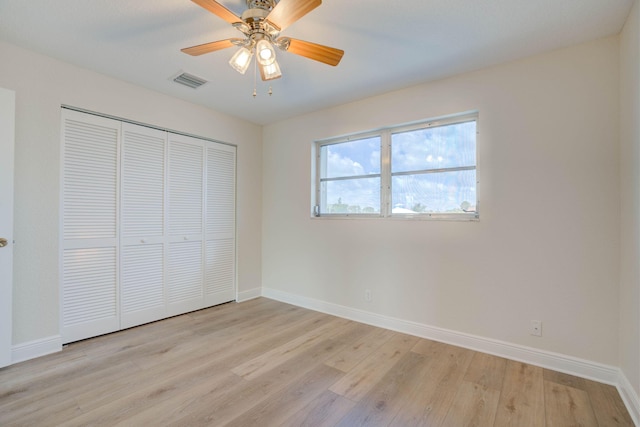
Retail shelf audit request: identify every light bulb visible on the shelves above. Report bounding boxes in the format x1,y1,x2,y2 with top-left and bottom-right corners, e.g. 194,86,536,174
256,39,276,66
229,47,253,74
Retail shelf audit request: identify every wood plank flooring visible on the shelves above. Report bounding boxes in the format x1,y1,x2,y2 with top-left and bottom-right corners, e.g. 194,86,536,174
0,298,634,426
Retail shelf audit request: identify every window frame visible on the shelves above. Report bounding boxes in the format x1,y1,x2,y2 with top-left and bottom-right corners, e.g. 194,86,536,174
313,112,479,220
315,130,383,217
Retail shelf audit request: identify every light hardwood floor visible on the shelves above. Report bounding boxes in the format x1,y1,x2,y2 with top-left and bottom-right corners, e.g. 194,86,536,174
0,298,634,426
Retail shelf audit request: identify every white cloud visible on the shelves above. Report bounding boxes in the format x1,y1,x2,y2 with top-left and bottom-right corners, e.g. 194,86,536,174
327,150,365,177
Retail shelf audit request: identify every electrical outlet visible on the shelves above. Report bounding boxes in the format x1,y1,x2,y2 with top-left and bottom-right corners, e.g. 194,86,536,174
365,289,372,302
530,320,542,337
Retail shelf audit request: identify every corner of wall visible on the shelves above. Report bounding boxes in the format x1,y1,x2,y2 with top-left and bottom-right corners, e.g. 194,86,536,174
618,369,640,426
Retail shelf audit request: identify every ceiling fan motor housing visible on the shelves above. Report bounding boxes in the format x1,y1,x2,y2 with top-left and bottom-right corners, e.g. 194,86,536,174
246,0,276,11
240,4,281,44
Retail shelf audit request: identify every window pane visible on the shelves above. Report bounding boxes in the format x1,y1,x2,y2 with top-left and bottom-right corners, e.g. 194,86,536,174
321,136,381,179
392,170,476,214
321,178,380,214
392,121,476,173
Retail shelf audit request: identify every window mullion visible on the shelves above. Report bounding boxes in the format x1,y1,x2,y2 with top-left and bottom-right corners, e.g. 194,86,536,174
381,131,391,217
315,148,321,216
321,173,382,183
391,165,476,177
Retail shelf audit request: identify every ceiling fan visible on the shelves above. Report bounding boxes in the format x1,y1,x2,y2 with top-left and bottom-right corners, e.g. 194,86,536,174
181,0,344,81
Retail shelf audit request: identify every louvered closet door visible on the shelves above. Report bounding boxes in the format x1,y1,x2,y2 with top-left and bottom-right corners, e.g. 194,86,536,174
61,110,120,343
167,133,205,316
205,143,236,306
120,123,167,328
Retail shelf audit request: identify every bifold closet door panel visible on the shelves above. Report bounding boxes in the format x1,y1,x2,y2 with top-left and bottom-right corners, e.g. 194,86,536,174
62,246,118,343
167,133,205,315
120,123,167,329
121,244,165,327
61,110,120,343
205,143,236,306
62,110,238,342
167,240,204,315
205,239,235,304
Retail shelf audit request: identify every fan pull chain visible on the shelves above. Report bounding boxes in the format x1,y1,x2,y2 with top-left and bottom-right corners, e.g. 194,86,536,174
253,54,257,98
251,52,274,98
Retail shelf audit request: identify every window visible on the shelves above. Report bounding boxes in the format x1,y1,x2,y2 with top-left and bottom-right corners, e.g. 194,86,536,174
318,135,381,214
314,113,478,219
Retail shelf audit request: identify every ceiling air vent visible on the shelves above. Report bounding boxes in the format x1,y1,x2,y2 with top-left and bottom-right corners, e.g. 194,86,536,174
172,72,208,89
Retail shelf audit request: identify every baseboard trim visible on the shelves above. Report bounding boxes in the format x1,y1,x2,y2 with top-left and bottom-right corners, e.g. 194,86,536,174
617,370,640,426
262,288,619,385
12,335,62,365
236,287,262,303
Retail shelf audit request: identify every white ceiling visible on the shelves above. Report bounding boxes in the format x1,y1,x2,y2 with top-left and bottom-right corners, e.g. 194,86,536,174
0,0,633,125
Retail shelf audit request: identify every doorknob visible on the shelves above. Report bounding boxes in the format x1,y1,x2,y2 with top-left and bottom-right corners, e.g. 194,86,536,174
0,238,7,248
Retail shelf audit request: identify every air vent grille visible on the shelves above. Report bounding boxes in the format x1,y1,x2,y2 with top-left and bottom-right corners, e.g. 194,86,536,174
173,72,208,89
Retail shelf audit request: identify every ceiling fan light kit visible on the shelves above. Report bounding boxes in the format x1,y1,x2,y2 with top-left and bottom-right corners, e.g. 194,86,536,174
228,47,253,74
256,39,276,66
182,0,344,87
260,60,282,81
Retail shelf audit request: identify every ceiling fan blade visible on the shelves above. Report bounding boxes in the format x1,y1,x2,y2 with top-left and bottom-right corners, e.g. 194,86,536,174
191,0,241,24
266,0,321,31
181,39,239,56
285,38,344,66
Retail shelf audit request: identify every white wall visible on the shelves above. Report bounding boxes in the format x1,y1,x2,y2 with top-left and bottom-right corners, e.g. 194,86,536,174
0,41,263,345
263,36,621,365
620,0,640,398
